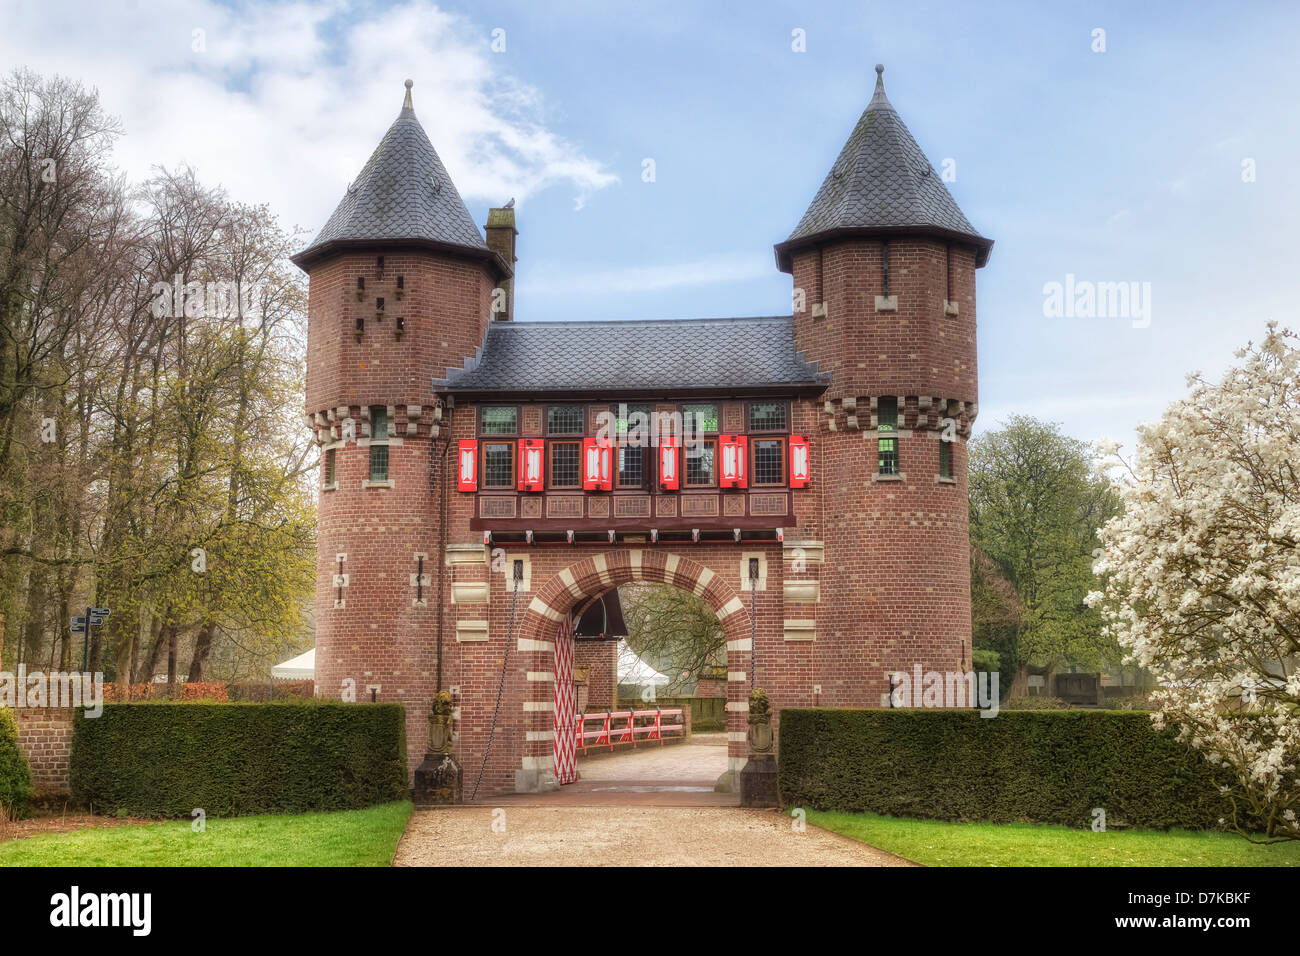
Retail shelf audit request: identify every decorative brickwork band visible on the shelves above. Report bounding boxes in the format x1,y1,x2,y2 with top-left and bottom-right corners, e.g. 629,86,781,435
816,395,979,436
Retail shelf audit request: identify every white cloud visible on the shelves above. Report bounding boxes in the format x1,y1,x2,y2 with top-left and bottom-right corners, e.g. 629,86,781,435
0,0,617,240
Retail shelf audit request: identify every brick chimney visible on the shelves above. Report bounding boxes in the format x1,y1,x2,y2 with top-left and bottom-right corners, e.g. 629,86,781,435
485,205,517,321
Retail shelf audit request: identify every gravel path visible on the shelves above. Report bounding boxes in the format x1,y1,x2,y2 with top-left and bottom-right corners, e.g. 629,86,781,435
577,733,728,781
394,806,915,867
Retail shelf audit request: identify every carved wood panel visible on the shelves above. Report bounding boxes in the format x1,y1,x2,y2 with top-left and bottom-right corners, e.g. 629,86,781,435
546,496,583,518
681,495,719,517
614,495,651,518
749,493,788,516
480,496,516,518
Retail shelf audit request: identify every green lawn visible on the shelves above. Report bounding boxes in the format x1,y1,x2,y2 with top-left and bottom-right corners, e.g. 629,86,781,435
806,810,1300,867
0,802,412,867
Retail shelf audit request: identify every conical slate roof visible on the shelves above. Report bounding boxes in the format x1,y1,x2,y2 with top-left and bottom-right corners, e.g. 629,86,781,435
292,81,504,272
775,66,992,271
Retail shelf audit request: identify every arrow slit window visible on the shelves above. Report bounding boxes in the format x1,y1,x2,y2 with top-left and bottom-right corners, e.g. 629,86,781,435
368,405,389,481
877,397,899,475
369,445,388,482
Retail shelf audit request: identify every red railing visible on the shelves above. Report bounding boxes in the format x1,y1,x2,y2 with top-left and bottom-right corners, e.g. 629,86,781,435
576,708,684,755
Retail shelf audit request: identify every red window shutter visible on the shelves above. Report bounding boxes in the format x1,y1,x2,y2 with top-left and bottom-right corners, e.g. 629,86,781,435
457,440,478,491
598,440,612,491
583,437,597,490
583,437,610,491
789,435,810,488
518,438,543,492
719,434,748,489
529,441,545,491
659,437,679,490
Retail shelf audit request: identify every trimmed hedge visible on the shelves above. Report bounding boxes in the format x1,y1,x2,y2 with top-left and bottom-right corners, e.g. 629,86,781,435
70,702,407,817
0,708,34,816
778,708,1244,830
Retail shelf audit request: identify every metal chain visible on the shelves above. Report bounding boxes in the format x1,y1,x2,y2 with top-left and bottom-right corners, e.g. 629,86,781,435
470,576,522,801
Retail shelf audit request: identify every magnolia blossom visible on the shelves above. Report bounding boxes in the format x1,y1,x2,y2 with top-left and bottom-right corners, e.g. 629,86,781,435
1088,324,1300,840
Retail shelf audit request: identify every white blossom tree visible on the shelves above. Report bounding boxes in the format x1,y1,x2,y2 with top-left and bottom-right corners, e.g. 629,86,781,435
1088,324,1300,841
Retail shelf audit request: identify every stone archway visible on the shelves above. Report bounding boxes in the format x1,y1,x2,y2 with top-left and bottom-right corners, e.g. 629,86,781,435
512,549,752,793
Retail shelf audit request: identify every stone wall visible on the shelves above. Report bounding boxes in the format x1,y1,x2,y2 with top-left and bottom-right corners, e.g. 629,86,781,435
13,708,74,797
574,640,616,709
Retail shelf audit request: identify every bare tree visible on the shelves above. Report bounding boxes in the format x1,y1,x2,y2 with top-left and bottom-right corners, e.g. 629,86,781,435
621,583,725,694
0,71,315,685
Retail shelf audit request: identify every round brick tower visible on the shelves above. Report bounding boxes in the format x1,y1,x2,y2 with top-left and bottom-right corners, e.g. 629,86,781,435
292,81,511,772
775,66,993,706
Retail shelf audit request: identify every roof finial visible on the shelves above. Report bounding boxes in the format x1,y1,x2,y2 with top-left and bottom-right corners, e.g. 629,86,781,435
868,63,891,109
403,78,413,111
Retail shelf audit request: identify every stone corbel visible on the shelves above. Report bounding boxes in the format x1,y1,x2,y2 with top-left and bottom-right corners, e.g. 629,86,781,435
917,396,933,431
843,396,858,431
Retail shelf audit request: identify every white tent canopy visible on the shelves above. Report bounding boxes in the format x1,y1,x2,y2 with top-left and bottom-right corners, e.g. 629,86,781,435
272,648,315,680
617,639,669,686
273,644,663,685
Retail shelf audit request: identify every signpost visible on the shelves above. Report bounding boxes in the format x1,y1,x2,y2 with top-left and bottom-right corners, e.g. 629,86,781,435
72,606,109,670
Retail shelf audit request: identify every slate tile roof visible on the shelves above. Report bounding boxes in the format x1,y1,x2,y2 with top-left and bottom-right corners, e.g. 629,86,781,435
439,316,827,395
293,82,489,267
776,66,991,268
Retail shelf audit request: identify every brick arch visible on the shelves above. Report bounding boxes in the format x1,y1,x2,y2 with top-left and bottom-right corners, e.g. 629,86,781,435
514,549,752,790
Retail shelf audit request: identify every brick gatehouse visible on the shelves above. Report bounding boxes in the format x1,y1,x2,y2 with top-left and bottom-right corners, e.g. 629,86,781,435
292,68,992,795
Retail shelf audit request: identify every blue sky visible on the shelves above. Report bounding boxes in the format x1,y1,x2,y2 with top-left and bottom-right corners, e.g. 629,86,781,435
4,0,1299,449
